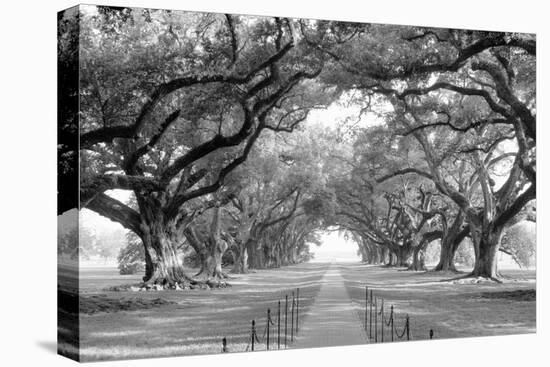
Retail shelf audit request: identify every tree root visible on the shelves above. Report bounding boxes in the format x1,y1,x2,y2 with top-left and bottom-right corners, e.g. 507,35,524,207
429,267,461,274
441,272,503,284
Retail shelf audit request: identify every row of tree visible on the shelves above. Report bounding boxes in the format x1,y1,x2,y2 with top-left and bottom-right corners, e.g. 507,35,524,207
61,7,342,285
59,6,536,285
58,221,125,261
115,127,327,280
315,26,536,279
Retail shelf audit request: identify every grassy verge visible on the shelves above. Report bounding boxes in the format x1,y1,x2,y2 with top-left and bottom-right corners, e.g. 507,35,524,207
78,262,328,361
340,263,536,343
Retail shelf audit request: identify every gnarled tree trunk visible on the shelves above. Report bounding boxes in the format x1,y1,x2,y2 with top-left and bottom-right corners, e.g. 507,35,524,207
183,208,229,283
434,237,458,272
408,244,427,271
395,245,413,267
141,223,189,285
231,241,249,273
248,240,264,269
434,212,466,272
195,238,227,280
470,223,503,279
386,251,397,266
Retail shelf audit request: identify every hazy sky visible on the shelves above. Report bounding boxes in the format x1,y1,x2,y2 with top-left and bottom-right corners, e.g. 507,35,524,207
78,96,376,240
311,231,361,263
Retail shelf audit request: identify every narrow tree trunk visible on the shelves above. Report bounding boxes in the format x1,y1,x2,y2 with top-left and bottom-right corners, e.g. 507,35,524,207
232,242,249,273
386,251,397,266
246,240,259,269
381,247,389,265
434,237,458,272
248,242,265,269
394,245,413,267
408,245,427,271
373,246,382,264
359,244,369,263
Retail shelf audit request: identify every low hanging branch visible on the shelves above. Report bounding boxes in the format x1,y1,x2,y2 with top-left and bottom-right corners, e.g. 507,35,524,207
86,193,143,237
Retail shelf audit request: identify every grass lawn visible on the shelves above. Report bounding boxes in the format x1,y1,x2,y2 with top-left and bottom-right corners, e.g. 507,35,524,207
75,263,329,361
61,261,536,361
339,263,536,343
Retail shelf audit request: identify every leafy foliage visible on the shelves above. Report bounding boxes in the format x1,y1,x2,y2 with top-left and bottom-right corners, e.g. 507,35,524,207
117,232,145,275
501,221,536,268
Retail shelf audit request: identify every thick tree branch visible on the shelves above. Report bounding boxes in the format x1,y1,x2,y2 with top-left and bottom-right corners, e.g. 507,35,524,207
376,168,434,183
80,174,162,207
494,183,536,228
86,193,143,237
225,14,238,65
123,109,181,172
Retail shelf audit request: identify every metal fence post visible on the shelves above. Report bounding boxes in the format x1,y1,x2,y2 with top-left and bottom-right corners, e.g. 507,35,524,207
374,297,378,343
291,291,295,342
380,299,384,343
369,290,373,339
296,288,299,333
406,315,410,341
267,309,271,350
277,300,281,349
251,320,256,351
365,286,368,331
285,294,288,348
390,305,394,342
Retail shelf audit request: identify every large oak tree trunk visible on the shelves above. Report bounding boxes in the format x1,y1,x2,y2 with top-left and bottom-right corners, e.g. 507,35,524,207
470,225,503,279
143,244,154,282
434,212,465,272
408,245,427,271
394,245,413,267
184,208,229,282
195,239,227,280
141,225,189,285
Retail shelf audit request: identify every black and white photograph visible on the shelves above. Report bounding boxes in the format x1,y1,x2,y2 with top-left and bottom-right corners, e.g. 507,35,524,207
56,3,539,362
2,1,547,366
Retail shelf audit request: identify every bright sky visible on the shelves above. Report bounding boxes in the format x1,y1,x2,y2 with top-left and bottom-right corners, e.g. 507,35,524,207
310,231,361,263
79,95,372,237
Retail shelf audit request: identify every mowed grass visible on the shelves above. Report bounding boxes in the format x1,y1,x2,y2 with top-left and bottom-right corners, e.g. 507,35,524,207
339,263,536,343
77,263,328,361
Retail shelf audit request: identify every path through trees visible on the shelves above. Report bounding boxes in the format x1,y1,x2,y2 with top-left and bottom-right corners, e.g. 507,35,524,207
59,6,536,287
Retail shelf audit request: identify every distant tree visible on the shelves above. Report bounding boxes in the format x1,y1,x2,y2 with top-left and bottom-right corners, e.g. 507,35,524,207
500,221,536,268
117,232,145,275
78,225,97,260
77,7,334,285
454,239,475,268
96,229,127,261
58,225,79,259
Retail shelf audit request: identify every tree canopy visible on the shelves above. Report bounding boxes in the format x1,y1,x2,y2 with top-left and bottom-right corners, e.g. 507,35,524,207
60,5,536,285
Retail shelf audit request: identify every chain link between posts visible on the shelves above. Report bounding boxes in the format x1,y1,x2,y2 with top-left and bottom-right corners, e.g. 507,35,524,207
364,285,425,343
231,288,300,353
